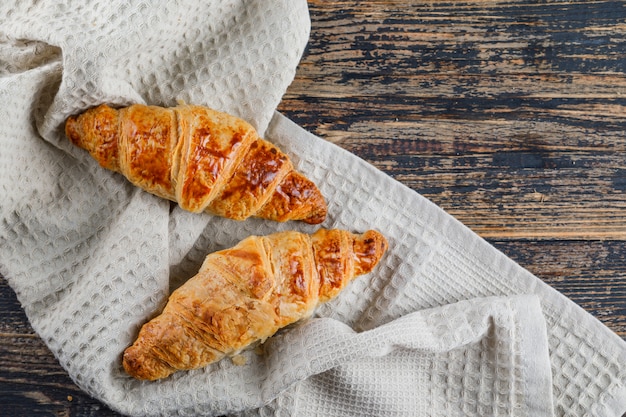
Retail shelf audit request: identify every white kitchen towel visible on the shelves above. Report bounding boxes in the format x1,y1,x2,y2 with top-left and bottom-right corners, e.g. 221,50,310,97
232,294,555,417
1,1,625,416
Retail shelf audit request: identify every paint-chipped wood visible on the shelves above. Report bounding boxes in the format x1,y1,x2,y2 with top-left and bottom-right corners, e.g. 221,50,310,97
281,0,626,242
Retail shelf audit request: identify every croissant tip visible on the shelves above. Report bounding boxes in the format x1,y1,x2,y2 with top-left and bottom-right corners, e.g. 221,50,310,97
256,170,328,224
123,341,170,381
353,229,388,276
303,216,325,225
122,347,143,379
64,115,82,147
302,203,328,224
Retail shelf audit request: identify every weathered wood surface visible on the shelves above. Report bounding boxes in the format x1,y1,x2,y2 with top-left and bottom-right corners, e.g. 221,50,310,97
2,0,625,415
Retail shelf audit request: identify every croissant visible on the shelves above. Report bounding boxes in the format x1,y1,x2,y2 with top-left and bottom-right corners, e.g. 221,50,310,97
122,228,388,380
65,103,327,224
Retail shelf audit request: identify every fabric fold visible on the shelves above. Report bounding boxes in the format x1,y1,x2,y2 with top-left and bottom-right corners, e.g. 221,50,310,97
252,295,555,417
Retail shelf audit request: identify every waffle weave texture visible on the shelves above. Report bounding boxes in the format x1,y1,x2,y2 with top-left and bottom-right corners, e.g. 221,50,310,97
1,1,625,416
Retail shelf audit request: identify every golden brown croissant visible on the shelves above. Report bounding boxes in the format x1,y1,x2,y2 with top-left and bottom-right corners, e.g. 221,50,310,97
122,228,388,380
65,103,327,224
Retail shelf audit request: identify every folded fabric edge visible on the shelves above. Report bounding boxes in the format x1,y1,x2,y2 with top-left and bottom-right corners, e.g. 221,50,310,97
535,283,626,417
251,294,555,417
509,295,555,416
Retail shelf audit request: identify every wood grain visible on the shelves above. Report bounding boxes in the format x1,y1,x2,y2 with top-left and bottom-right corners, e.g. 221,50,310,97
2,0,625,415
282,0,626,240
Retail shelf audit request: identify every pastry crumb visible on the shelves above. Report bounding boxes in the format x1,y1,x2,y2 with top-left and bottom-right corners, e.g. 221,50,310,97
231,354,247,366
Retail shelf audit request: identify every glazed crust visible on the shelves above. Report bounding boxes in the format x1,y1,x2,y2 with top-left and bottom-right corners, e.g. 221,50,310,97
122,228,388,380
65,103,327,224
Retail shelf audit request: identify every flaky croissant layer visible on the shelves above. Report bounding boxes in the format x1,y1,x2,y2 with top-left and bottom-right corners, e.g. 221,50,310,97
65,103,327,224
122,228,388,380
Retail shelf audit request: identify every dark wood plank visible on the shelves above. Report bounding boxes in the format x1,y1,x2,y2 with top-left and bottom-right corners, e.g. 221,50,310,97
487,239,626,337
283,0,626,238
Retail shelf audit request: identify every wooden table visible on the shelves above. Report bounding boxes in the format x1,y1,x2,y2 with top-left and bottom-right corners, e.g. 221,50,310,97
2,1,625,415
